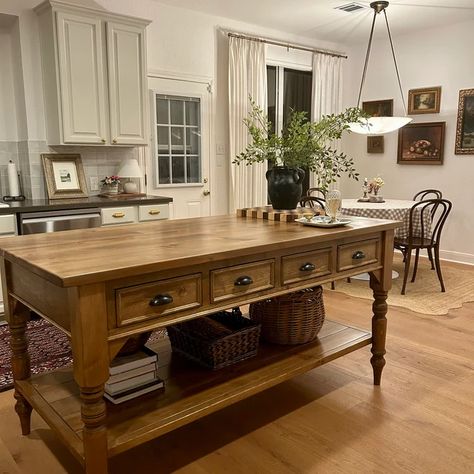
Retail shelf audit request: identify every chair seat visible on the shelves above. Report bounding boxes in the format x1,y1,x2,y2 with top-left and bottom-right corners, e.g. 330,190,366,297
394,237,435,248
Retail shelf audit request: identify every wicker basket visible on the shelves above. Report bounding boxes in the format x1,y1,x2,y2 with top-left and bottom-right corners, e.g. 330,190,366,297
249,286,325,345
167,310,261,370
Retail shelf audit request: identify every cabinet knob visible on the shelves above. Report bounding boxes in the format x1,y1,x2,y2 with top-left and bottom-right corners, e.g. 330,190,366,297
112,138,117,144
203,189,210,196
299,262,316,272
234,275,253,286
112,212,125,218
149,294,173,307
101,138,106,143
352,250,366,260
148,209,161,215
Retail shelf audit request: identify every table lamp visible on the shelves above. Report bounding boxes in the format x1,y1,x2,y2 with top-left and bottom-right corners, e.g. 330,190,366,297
117,158,142,194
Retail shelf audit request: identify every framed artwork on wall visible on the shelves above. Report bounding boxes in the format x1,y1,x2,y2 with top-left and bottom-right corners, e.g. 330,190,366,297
455,88,474,155
41,154,88,199
397,122,445,165
367,136,384,154
408,86,441,115
362,99,393,117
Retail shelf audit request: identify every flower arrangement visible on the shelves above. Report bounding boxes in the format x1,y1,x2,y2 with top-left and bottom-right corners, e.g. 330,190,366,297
368,176,384,195
101,176,121,185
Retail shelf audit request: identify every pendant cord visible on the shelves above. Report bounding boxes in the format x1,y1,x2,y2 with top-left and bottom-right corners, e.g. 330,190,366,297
356,10,377,108
383,10,408,114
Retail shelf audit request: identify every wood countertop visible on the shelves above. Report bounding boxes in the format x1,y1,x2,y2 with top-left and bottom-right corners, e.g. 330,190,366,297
0,215,400,288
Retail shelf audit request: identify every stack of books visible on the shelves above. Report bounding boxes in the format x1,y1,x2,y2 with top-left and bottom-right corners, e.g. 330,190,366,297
104,347,164,404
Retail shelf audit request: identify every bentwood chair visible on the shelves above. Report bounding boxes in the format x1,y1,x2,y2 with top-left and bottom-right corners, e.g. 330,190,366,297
306,187,326,199
299,196,326,213
411,189,443,269
394,199,452,295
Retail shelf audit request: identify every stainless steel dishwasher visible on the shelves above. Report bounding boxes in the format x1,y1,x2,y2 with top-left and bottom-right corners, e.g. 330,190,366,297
19,208,102,234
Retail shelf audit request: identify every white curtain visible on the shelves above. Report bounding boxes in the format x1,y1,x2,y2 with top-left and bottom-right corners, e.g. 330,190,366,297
311,53,343,190
228,37,267,211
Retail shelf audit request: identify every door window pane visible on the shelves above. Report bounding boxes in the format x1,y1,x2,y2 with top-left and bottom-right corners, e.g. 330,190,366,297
154,94,202,185
267,65,277,135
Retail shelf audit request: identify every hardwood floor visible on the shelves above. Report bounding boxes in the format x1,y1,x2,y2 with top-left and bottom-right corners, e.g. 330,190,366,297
1,285,473,473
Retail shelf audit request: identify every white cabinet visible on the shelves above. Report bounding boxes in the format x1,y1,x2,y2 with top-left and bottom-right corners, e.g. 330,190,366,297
35,1,150,146
101,204,169,226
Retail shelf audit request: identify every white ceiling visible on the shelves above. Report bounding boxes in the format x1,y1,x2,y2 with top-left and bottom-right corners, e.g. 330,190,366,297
154,0,474,44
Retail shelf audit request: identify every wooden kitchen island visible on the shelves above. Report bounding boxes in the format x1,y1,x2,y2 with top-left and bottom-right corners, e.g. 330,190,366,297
0,215,399,473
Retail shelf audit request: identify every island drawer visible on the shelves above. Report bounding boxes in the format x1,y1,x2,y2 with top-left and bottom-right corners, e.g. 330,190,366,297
138,204,169,222
101,206,136,225
337,238,380,272
115,273,202,326
210,260,275,303
281,248,332,285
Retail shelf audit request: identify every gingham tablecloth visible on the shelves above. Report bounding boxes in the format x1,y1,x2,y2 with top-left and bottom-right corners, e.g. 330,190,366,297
341,199,431,240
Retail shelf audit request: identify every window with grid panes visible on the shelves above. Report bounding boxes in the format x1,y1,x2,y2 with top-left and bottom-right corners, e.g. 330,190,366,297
155,95,201,185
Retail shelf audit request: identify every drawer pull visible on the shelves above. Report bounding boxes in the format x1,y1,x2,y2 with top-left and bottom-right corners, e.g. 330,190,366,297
234,275,253,286
112,212,125,218
352,250,366,260
299,262,316,272
149,294,173,307
148,209,161,215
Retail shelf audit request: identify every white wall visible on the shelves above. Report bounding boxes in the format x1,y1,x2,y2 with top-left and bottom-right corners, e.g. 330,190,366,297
341,19,474,264
0,26,18,141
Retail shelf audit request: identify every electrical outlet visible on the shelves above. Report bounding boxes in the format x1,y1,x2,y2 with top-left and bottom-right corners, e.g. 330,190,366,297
90,176,99,191
216,143,226,155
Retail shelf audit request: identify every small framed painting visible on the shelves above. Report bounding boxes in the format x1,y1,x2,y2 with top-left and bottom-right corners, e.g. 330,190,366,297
41,154,88,199
397,122,445,165
362,99,393,117
455,88,474,154
408,86,441,115
367,136,384,154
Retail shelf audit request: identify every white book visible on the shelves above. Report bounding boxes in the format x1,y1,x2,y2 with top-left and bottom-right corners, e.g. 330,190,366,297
104,379,164,405
105,370,157,395
107,361,158,384
109,347,158,375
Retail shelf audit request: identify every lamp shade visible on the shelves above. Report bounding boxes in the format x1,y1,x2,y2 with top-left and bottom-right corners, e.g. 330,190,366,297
348,116,413,136
117,158,143,178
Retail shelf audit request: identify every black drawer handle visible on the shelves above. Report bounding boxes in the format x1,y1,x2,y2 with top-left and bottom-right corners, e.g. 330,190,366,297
234,275,253,286
352,250,366,260
149,294,173,307
299,262,316,272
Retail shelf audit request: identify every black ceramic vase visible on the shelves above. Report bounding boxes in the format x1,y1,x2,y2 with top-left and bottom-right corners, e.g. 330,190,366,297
266,166,305,210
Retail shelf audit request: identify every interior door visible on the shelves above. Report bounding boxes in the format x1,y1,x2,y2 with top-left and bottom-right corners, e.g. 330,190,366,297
147,77,211,218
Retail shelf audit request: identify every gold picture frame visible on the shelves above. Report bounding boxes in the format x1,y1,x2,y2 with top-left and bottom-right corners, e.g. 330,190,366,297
41,154,88,199
408,86,441,115
455,88,474,155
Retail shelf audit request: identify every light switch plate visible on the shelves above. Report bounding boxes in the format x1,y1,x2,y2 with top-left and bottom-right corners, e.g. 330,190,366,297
216,143,226,155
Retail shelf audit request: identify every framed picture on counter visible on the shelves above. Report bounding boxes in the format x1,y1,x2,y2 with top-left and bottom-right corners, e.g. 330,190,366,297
41,154,88,199
397,122,445,165
455,88,474,154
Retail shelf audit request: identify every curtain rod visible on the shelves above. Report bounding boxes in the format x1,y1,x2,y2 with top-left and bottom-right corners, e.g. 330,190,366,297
227,32,347,59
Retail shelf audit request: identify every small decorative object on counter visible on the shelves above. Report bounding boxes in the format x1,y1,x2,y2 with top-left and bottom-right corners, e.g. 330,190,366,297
368,175,385,202
358,177,370,202
167,309,261,370
101,175,120,194
249,286,325,345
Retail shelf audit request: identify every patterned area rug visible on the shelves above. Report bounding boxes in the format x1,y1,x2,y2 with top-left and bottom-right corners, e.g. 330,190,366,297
0,319,164,392
330,255,474,316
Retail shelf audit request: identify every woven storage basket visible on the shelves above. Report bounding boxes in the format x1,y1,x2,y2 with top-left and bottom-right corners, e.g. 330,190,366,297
167,310,261,370
249,286,325,345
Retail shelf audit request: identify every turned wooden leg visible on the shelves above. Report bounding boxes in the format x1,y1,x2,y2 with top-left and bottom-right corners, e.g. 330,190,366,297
9,302,33,435
80,385,108,474
370,285,388,386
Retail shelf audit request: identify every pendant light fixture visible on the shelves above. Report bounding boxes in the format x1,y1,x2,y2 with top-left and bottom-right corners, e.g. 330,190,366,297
349,1,412,135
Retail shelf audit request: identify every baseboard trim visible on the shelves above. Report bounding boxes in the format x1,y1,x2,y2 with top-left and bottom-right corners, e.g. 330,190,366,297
438,250,474,266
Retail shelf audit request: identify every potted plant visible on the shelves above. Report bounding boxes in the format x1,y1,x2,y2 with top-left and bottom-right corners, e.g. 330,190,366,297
101,175,121,194
233,101,364,210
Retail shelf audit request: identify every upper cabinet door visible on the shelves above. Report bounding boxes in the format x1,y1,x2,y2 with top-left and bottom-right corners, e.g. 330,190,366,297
107,22,147,145
56,12,108,144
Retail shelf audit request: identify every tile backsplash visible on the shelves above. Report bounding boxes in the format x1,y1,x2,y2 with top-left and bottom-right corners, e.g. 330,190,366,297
0,140,140,199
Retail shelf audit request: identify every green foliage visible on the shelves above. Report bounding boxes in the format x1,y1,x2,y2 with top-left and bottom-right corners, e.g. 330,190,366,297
233,99,365,190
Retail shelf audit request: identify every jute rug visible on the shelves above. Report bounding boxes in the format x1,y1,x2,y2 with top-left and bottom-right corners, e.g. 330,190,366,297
330,255,474,316
0,320,164,392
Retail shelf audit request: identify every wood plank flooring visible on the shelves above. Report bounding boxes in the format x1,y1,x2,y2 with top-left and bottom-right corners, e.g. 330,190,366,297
0,268,473,473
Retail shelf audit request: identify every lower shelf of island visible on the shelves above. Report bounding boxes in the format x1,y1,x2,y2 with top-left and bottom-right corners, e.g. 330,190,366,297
16,319,371,464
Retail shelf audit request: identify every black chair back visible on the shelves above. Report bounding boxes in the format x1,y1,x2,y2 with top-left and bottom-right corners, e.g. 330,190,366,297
306,187,326,199
407,199,452,246
413,189,442,201
299,196,326,212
